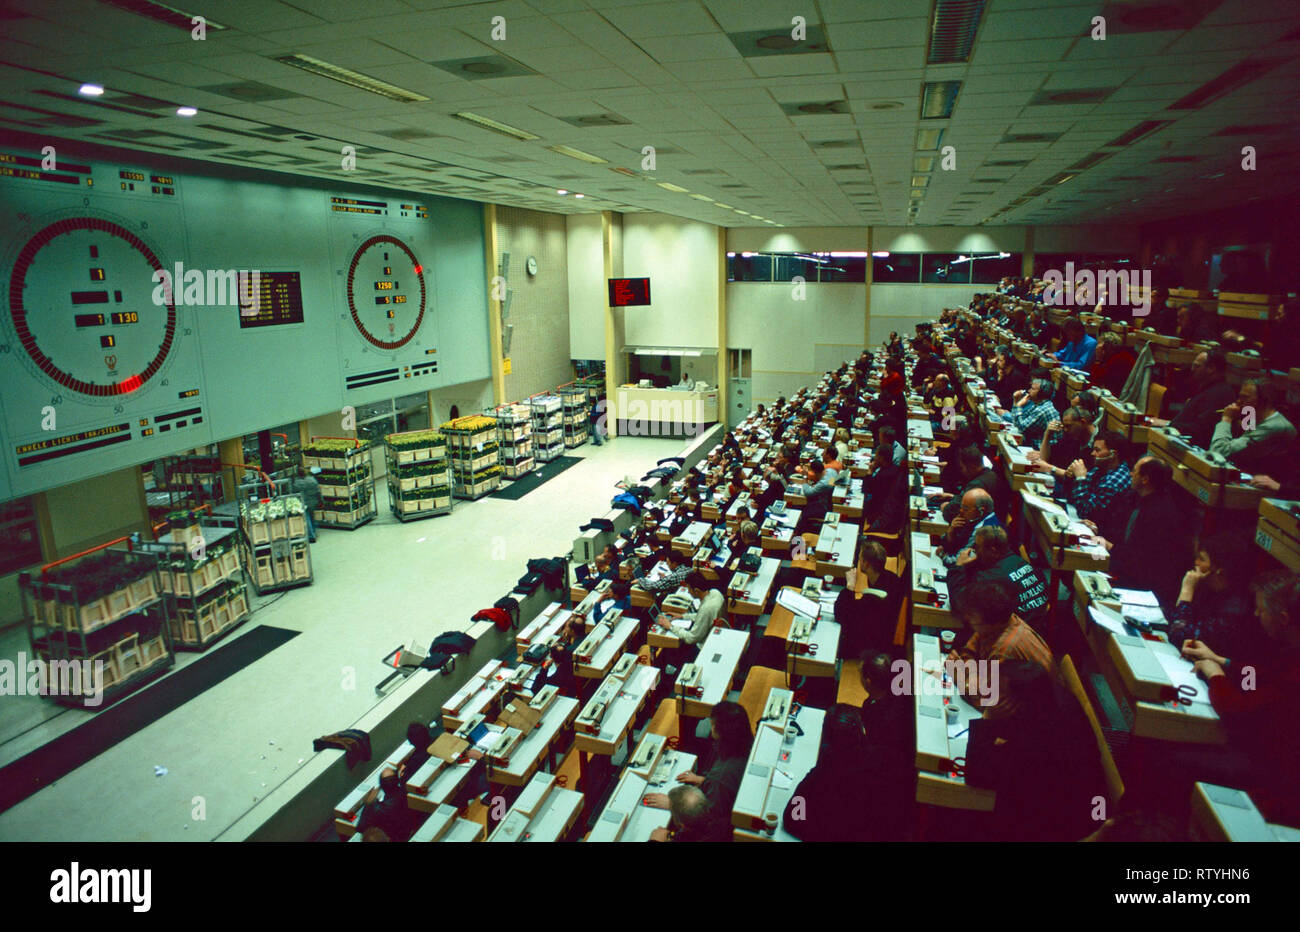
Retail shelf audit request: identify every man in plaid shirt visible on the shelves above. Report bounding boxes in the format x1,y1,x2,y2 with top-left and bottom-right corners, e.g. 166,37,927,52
1062,429,1131,531
1000,376,1058,445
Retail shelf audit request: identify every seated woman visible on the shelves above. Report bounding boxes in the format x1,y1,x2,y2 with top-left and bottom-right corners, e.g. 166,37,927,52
645,701,753,814
1167,534,1262,661
1181,570,1300,828
782,704,907,841
1090,331,1136,395
964,661,1108,842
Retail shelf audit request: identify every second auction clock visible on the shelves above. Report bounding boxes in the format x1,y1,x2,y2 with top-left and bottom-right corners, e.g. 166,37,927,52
344,233,426,350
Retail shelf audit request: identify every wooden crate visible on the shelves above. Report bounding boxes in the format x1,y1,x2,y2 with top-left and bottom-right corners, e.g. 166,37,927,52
102,587,133,622
288,514,307,538
140,635,167,666
229,591,249,622
396,498,421,514
115,633,141,678
415,474,433,489
255,553,274,589
399,476,418,492
269,517,289,541
61,598,106,632
247,520,270,545
291,543,310,579
128,574,157,608
212,594,231,629
220,549,239,578
172,569,194,597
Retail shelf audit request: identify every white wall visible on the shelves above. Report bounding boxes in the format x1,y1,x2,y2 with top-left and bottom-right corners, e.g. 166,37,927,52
1034,225,1140,253
566,213,605,361
727,226,868,253
621,214,720,348
872,226,1028,252
728,282,866,404
868,285,983,347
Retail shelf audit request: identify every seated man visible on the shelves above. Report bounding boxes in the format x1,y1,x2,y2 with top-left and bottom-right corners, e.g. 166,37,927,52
999,376,1059,446
1030,406,1095,474
1059,429,1131,535
653,571,724,670
792,460,834,535
1089,331,1136,394
1210,378,1297,475
1054,318,1098,370
357,768,417,843
938,444,1002,522
947,525,1049,627
1149,349,1235,448
862,442,908,533
649,785,731,842
939,488,1000,566
632,547,690,598
835,540,905,657
877,425,906,466
1092,456,1192,610
946,578,1054,719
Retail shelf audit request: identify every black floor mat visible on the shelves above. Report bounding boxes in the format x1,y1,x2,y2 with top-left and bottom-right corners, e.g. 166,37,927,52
0,624,299,814
491,456,583,500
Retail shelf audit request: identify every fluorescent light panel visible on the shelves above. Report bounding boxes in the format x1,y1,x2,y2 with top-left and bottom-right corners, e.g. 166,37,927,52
274,54,428,102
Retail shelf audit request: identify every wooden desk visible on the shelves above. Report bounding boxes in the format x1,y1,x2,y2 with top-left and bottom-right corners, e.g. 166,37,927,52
910,531,954,628
406,755,477,815
1189,782,1300,842
673,626,749,719
832,478,864,519
1146,427,1262,512
1071,570,1224,745
764,586,842,678
586,734,698,842
573,662,661,758
729,554,780,616
574,612,640,680
731,699,825,840
909,496,950,535
912,633,995,811
441,659,508,731
487,772,584,842
760,509,800,552
410,803,484,842
1256,498,1300,572
814,517,859,579
488,696,580,789
516,602,573,659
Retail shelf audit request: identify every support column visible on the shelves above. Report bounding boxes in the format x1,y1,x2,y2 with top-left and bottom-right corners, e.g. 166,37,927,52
864,226,874,348
484,203,506,406
602,211,622,439
716,226,728,429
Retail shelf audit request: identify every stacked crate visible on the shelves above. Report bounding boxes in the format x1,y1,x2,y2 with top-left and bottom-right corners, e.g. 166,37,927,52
493,404,535,479
385,430,453,520
560,387,589,448
303,439,375,529
442,416,502,500
530,395,564,463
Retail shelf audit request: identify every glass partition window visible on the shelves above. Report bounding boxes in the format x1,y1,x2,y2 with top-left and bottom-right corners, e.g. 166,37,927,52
872,253,922,283
922,253,971,284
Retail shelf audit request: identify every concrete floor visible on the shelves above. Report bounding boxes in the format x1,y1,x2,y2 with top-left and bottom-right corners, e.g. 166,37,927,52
0,434,685,841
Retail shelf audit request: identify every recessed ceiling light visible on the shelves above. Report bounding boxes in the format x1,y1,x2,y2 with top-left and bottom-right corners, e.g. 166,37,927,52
549,145,607,164
556,189,568,195
573,193,584,198
273,54,429,102
176,106,197,117
79,84,105,96
452,112,539,141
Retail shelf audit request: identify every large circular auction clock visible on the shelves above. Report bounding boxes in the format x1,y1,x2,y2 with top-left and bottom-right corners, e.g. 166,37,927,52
7,213,176,399
345,234,427,350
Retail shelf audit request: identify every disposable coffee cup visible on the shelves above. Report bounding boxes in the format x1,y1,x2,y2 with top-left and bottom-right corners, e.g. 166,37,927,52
824,575,834,589
764,812,779,834
946,704,960,724
940,630,956,651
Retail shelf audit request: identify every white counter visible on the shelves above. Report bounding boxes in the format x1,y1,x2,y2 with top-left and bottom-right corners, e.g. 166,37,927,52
614,386,719,437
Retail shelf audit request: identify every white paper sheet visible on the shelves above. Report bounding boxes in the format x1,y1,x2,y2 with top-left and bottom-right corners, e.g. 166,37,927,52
1089,604,1129,637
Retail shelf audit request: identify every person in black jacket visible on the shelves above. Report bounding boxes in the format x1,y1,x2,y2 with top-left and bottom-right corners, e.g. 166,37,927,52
946,525,1049,627
398,722,433,785
939,445,1003,522
1148,349,1235,448
646,701,752,814
835,540,904,658
783,703,910,841
964,661,1108,842
862,444,907,534
357,768,417,842
1092,456,1194,611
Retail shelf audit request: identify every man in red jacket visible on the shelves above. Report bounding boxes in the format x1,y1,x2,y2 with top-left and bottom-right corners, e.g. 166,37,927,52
1182,569,1300,827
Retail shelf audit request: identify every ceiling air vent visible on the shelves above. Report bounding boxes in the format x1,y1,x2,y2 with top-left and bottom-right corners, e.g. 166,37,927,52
927,0,987,65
